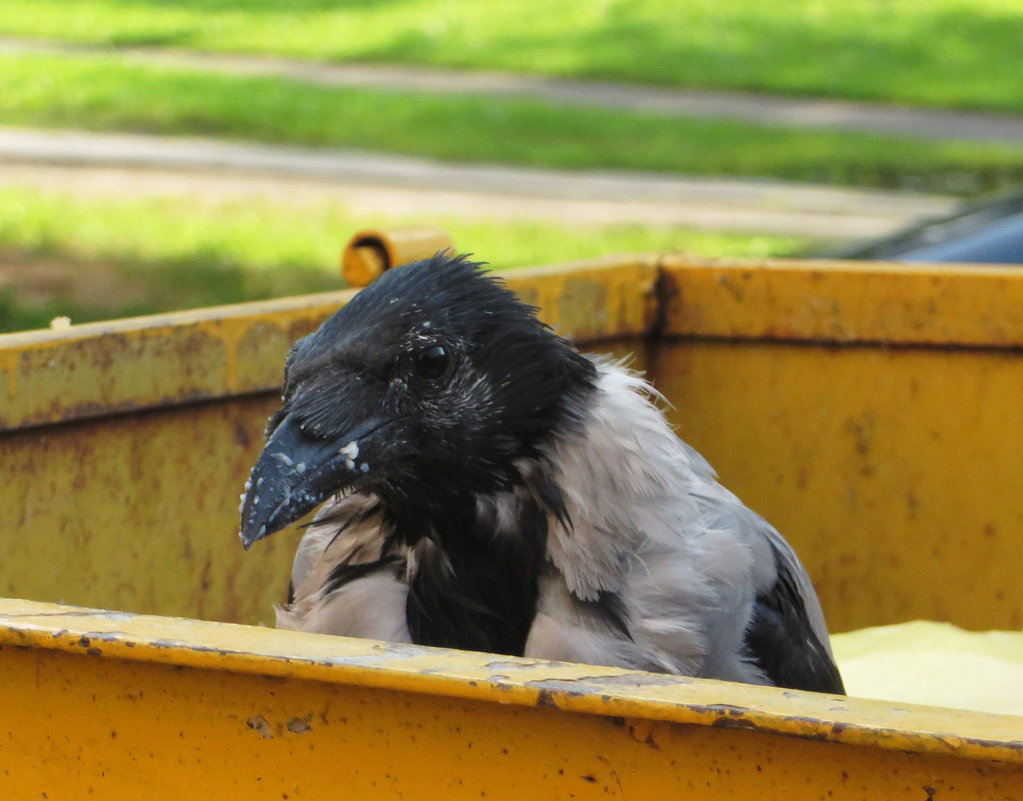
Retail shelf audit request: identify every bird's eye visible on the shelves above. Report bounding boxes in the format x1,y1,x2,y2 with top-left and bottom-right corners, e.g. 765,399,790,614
414,345,449,379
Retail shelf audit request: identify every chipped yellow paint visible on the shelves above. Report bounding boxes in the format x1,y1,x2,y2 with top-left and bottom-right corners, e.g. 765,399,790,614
502,255,660,342
0,599,1020,801
0,290,354,430
212,316,252,394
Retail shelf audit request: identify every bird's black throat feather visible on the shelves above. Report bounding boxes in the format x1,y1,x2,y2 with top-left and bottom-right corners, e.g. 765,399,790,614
399,472,566,656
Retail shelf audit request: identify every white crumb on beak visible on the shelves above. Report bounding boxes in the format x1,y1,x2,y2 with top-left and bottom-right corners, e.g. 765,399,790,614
239,480,253,515
295,462,306,474
273,452,294,468
339,440,361,472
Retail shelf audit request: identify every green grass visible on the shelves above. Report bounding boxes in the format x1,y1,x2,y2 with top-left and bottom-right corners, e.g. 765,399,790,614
3,0,1023,111
0,185,804,332
4,53,1023,195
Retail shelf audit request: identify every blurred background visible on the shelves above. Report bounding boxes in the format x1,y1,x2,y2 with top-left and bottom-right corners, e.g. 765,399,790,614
1,0,1021,331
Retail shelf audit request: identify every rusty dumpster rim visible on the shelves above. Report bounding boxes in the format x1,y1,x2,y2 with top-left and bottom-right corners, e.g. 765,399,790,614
0,599,1020,765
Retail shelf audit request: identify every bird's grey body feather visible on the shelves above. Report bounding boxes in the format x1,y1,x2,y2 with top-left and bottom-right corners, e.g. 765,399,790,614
277,494,412,643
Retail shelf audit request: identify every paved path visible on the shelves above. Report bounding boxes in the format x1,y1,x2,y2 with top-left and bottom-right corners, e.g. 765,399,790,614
0,127,956,240
4,38,1023,144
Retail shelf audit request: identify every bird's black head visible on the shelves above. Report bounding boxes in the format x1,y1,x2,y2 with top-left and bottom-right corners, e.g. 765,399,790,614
239,252,597,548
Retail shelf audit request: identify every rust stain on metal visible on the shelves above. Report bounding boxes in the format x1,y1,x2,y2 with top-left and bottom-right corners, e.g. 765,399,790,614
0,350,17,398
0,394,294,625
534,689,559,710
0,294,351,431
624,718,659,749
211,319,250,394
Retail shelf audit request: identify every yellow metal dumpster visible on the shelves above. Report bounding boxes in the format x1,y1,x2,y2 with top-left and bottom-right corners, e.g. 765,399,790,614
0,251,1021,798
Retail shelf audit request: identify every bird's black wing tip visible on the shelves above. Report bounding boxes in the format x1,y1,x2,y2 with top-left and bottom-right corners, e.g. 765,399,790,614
744,555,846,695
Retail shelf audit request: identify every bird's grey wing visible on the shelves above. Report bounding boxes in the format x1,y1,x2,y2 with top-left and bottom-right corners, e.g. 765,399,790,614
686,446,845,694
529,361,761,680
276,493,412,643
531,360,843,692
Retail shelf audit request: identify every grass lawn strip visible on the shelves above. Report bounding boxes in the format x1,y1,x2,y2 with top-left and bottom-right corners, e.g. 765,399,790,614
4,53,1022,195
1,1,1022,111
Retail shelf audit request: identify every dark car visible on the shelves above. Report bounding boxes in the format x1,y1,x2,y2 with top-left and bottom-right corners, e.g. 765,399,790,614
836,191,1023,264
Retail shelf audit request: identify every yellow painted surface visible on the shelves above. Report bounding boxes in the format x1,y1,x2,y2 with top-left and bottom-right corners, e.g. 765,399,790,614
0,599,1020,800
652,339,1023,632
649,255,1023,632
661,256,1023,346
0,291,351,431
0,396,294,623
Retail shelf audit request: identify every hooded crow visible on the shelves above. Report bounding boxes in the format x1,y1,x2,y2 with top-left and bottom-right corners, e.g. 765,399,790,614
240,253,844,694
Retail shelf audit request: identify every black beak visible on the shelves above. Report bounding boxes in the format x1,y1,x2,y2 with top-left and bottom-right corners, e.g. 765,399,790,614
239,413,393,549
